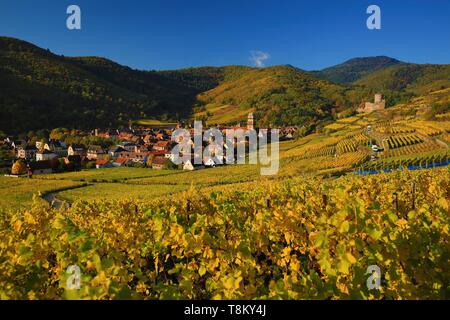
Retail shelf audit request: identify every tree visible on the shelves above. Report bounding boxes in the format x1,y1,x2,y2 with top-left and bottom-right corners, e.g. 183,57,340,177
131,162,145,168
58,158,68,172
163,159,178,170
85,161,96,169
146,155,155,167
11,160,27,175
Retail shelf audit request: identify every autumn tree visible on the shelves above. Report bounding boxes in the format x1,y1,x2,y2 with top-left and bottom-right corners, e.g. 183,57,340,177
11,160,27,175
146,154,155,167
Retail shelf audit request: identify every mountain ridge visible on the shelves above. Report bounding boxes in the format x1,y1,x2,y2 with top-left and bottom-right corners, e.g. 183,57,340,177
312,56,403,84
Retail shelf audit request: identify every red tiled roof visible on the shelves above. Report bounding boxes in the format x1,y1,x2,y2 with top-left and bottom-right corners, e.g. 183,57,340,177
114,157,130,164
95,159,109,165
154,140,169,147
144,151,167,156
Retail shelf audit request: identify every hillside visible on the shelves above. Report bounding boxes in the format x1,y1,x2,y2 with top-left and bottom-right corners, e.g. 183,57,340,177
313,56,402,84
0,37,354,133
193,65,361,127
350,63,450,108
0,37,198,133
355,63,450,95
157,65,252,92
0,37,362,132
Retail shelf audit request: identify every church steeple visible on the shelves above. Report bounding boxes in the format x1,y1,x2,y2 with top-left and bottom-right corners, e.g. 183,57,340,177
247,112,255,130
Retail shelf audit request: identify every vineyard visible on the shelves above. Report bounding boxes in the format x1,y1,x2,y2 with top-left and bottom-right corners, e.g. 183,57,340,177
386,134,423,149
0,97,449,300
359,151,450,171
0,168,448,299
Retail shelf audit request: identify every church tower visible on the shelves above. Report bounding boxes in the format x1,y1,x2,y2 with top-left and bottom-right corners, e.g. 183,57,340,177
247,112,255,130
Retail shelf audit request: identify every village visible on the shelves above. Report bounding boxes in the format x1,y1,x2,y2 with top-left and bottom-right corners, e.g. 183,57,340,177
2,113,297,176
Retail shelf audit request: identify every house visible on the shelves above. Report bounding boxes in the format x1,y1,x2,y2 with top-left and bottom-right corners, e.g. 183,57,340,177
44,140,67,157
87,145,107,160
153,140,171,151
130,153,147,164
112,157,131,167
95,159,112,169
11,140,27,151
64,155,82,170
116,151,146,163
36,149,58,161
143,134,155,144
152,156,169,170
147,151,168,163
68,144,86,156
109,146,126,158
118,142,137,152
29,160,53,175
17,145,37,160
135,145,152,153
95,129,118,140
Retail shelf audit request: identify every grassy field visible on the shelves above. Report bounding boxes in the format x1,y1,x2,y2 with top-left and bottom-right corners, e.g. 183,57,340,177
35,167,177,182
192,103,255,124
126,164,262,186
135,119,178,127
57,183,189,203
0,176,85,210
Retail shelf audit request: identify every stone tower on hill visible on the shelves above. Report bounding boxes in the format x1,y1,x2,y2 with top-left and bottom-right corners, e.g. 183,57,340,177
358,93,386,113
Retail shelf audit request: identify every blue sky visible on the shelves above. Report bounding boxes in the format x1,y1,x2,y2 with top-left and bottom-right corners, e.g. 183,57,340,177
0,0,449,70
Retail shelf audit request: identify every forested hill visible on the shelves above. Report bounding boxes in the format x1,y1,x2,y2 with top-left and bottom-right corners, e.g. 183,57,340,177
0,37,199,133
354,63,450,95
0,37,357,133
313,56,402,84
194,65,362,127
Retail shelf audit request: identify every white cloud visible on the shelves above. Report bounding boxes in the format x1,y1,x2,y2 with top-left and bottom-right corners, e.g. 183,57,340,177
250,50,270,68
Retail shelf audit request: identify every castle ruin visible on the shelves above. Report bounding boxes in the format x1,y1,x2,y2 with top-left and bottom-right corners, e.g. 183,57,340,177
358,93,386,113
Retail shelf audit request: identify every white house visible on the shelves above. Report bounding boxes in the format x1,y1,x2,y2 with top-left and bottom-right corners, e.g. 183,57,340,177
29,161,53,175
36,150,58,161
68,144,86,156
